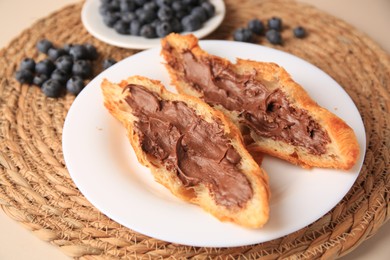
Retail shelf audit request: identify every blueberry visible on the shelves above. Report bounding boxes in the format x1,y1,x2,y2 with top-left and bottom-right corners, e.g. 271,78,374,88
66,76,85,95
69,44,89,60
233,28,253,42
170,18,183,33
121,11,136,23
140,24,157,38
172,1,185,12
181,15,202,31
191,6,208,23
137,8,157,23
103,11,120,27
293,26,306,38
248,19,264,35
55,55,73,73
201,1,215,18
119,0,135,12
35,59,55,77
143,2,157,11
19,58,36,72
156,22,173,37
156,0,172,7
102,58,117,70
41,79,64,98
48,48,67,61
134,0,148,5
265,29,282,45
33,74,48,87
15,69,34,84
84,44,98,60
36,39,53,54
158,6,173,21
130,19,142,35
114,20,130,34
72,60,92,79
51,69,69,84
63,43,73,53
268,17,282,31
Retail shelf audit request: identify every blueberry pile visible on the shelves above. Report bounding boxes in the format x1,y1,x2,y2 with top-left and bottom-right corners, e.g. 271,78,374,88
15,39,115,98
99,0,216,38
233,17,306,45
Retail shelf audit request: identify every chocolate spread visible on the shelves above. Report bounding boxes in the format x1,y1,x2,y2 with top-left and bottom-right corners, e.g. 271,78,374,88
124,84,253,208
166,49,330,155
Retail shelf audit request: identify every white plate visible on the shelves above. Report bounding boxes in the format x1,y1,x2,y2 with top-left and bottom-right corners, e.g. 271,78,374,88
81,0,226,49
62,41,366,248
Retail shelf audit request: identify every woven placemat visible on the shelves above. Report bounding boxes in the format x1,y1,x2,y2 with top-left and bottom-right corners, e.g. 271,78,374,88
0,0,389,259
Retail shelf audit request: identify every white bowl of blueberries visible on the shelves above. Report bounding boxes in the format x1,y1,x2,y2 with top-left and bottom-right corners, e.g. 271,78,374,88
81,0,226,49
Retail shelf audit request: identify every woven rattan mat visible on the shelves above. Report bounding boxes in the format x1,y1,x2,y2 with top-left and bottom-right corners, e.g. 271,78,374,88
0,0,389,259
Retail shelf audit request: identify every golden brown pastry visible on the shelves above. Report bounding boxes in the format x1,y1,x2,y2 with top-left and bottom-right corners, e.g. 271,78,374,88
161,33,360,170
101,75,270,228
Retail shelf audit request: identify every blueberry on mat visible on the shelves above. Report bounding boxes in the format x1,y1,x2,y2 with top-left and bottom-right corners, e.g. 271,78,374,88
248,19,264,35
51,69,69,84
102,58,117,70
268,17,283,31
35,59,55,77
55,55,73,74
19,58,36,72
265,29,283,45
15,69,34,84
36,39,53,54
233,28,253,43
69,44,89,60
48,48,67,61
33,74,49,87
293,26,306,38
72,60,92,79
41,79,64,98
66,76,85,95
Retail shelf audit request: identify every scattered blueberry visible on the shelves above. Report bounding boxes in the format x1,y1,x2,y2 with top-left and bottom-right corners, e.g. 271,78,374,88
293,26,306,38
37,39,53,54
72,60,92,79
66,76,85,95
48,48,67,61
55,55,73,74
265,29,282,45
19,58,36,72
84,44,98,60
248,19,264,35
41,79,64,98
233,28,253,42
35,59,55,77
69,44,89,60
268,17,283,31
15,40,101,97
15,69,34,84
33,74,48,87
102,58,117,70
51,68,69,84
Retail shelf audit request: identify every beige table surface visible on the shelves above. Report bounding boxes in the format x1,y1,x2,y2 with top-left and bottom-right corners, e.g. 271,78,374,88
0,0,389,259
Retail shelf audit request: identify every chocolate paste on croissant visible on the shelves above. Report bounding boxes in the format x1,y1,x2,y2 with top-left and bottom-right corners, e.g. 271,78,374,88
164,46,330,155
124,84,252,208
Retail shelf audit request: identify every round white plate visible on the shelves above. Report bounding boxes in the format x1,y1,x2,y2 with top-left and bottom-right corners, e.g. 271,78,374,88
81,0,226,49
62,41,366,248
